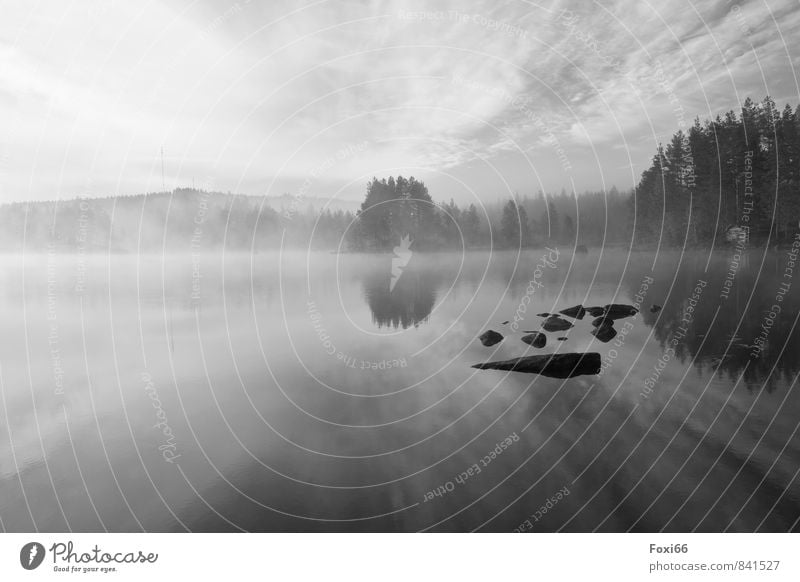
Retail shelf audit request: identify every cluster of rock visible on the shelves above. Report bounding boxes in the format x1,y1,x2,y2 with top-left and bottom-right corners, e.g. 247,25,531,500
473,301,659,378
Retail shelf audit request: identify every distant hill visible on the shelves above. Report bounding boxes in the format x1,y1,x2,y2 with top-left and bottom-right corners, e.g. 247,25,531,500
0,189,354,252
261,194,361,215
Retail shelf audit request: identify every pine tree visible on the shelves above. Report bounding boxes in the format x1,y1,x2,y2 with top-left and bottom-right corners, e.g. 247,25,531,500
462,204,481,247
546,200,559,243
501,200,529,248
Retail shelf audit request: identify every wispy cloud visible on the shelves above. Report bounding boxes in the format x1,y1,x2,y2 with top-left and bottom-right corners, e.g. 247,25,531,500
1,0,798,203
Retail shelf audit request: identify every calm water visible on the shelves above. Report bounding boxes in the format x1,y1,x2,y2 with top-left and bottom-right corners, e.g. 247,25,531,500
1,247,799,532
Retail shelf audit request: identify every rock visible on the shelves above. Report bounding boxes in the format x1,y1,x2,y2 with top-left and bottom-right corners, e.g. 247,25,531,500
591,323,617,342
541,315,574,332
472,352,601,378
603,304,638,319
557,337,568,341
478,330,504,347
575,244,588,254
501,320,510,324
537,312,552,317
559,305,586,319
585,306,605,317
521,332,546,348
650,304,662,313
591,316,615,327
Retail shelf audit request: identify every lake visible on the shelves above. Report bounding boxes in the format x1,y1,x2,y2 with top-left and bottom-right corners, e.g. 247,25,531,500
1,246,799,532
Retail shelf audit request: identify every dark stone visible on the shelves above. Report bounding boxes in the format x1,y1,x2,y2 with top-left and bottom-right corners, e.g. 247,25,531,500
536,312,552,317
559,305,586,319
603,304,638,319
591,323,617,342
478,330,504,347
541,315,574,332
650,305,662,313
472,352,602,378
501,320,510,324
557,337,568,341
585,306,605,317
521,332,546,348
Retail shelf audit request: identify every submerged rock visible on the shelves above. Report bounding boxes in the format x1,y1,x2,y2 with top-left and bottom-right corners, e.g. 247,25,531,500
541,315,574,332
478,330,504,347
559,305,586,320
591,316,615,328
650,304,662,313
591,323,617,342
603,304,638,319
501,320,510,325
575,244,589,254
537,312,552,317
557,337,568,341
472,352,601,378
585,306,606,317
521,332,546,348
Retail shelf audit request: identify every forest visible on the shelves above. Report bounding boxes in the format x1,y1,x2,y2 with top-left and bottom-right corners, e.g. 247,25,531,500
631,96,800,246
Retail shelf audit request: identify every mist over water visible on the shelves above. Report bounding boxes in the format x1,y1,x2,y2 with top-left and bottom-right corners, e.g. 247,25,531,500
1,247,798,532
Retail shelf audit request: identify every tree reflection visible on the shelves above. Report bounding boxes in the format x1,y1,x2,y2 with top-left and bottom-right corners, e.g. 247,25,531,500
626,252,800,392
362,258,440,329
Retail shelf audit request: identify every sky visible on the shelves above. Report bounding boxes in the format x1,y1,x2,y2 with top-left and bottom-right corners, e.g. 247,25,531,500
1,0,798,205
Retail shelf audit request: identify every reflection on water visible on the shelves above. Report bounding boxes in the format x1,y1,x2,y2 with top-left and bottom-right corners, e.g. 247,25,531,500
362,256,440,329
622,253,800,393
0,248,798,532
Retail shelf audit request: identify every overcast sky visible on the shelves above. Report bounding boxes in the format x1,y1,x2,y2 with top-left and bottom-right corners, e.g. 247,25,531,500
1,0,798,205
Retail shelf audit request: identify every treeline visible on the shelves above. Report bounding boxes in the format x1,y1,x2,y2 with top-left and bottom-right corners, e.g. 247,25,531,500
488,187,631,248
4,182,634,254
0,189,355,252
350,175,632,251
632,96,800,246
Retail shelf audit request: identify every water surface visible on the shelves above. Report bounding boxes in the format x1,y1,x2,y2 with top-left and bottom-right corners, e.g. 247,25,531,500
1,247,798,531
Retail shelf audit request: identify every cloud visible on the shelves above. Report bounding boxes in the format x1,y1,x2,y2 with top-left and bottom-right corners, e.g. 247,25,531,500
0,0,798,202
